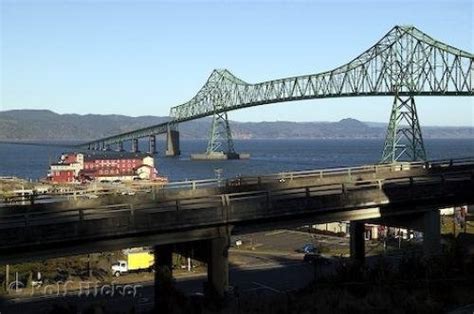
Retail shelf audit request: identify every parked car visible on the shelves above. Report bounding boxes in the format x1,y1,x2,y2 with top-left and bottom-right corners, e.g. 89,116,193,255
303,252,328,265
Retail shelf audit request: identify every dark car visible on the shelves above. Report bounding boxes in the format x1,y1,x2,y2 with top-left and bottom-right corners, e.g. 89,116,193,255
303,252,327,265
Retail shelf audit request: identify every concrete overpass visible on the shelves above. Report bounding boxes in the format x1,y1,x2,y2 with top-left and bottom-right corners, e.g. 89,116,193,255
0,157,473,299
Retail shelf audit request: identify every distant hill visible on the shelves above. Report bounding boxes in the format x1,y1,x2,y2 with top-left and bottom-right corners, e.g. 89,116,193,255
0,109,472,141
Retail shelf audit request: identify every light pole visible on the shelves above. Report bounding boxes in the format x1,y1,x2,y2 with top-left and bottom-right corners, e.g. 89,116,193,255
214,168,223,187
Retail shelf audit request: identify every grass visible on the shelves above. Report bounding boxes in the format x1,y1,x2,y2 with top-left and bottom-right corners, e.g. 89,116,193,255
441,215,474,235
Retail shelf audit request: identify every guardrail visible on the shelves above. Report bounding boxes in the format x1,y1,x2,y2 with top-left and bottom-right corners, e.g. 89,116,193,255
2,157,474,207
1,169,472,231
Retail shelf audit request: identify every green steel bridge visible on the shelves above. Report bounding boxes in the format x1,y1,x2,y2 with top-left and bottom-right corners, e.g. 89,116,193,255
78,25,474,163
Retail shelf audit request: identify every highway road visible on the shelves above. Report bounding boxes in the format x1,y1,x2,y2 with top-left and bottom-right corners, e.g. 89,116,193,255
0,257,316,314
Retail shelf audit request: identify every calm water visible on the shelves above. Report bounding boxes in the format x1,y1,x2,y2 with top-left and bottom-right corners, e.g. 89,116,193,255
0,139,473,182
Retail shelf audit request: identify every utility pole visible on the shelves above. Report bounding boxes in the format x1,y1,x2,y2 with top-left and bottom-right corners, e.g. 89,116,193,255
5,264,9,292
88,254,92,278
15,272,18,293
398,228,402,249
453,209,456,236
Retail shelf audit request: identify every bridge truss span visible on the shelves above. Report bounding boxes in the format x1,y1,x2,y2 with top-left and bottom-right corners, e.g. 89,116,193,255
170,26,473,121
78,26,473,162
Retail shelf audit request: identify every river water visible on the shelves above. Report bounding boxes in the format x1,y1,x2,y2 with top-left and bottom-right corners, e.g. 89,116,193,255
0,139,473,182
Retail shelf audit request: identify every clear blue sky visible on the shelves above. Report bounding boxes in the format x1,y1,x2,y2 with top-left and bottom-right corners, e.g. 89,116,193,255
1,0,473,126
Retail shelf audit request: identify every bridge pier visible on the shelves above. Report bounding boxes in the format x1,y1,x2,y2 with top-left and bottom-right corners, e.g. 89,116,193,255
154,244,174,313
190,111,249,160
149,135,157,155
165,124,180,157
370,209,442,257
132,138,139,153
117,141,124,152
350,221,365,263
421,209,441,256
206,236,230,299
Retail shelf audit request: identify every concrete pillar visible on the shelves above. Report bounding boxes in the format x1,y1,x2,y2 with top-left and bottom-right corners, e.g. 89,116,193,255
422,209,441,256
117,141,124,152
131,138,139,153
350,221,365,263
149,135,157,155
105,144,110,151
207,236,229,298
101,142,105,150
165,125,180,157
154,244,173,313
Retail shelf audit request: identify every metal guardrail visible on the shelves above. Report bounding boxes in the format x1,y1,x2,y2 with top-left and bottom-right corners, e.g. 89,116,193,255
2,157,474,206
162,157,474,189
0,168,472,231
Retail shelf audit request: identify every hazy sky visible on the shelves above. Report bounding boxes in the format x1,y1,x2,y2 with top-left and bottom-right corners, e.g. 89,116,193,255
1,0,473,126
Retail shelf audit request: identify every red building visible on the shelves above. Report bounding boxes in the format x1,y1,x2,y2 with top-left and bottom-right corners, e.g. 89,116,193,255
48,152,160,183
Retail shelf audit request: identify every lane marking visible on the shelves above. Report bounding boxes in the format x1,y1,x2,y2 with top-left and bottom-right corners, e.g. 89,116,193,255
251,281,281,293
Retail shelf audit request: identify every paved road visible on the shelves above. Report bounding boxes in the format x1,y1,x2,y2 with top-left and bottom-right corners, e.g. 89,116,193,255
0,259,315,314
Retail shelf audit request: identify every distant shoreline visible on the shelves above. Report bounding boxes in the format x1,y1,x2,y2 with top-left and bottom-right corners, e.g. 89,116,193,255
1,137,474,147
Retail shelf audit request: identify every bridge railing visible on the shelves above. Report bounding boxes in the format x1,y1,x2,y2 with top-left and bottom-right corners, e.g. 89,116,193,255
162,178,219,190
221,157,474,186
2,157,474,207
1,169,472,232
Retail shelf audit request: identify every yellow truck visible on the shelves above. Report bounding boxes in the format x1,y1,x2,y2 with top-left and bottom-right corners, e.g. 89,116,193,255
112,248,154,277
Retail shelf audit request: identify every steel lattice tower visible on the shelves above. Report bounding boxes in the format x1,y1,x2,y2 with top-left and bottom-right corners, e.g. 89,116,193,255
381,93,426,163
206,111,236,155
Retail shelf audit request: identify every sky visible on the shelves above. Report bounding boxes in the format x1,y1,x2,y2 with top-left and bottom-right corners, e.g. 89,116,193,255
0,0,473,126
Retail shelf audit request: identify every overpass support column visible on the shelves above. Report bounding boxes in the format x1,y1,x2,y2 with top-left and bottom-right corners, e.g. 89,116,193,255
422,209,441,256
165,124,180,157
154,244,174,313
350,221,365,263
148,135,157,155
207,235,230,299
131,138,139,153
117,141,124,152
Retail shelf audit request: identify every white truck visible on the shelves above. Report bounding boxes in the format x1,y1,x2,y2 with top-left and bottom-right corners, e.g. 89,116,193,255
111,248,154,277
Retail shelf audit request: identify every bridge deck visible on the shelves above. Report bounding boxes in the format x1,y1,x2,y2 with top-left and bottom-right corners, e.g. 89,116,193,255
0,158,473,263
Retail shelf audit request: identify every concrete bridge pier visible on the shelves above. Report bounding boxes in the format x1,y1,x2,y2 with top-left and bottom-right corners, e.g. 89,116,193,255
132,138,139,153
165,125,180,157
370,209,442,257
149,135,157,155
350,221,365,264
117,141,124,152
154,244,174,313
206,236,230,299
421,209,441,256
